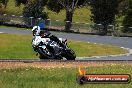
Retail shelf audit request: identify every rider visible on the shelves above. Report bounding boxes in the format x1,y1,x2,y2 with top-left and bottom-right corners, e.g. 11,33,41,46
32,23,66,44
32,23,67,54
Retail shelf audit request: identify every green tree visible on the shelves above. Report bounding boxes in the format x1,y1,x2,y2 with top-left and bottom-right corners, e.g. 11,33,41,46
15,0,27,6
15,0,87,30
47,0,87,31
23,0,48,19
90,0,119,35
122,0,132,33
48,0,88,22
0,0,8,14
117,0,129,16
15,0,48,19
0,0,8,8
15,0,48,26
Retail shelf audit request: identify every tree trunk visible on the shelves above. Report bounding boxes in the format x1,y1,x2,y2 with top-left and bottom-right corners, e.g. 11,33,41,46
66,10,73,22
65,10,73,31
102,24,108,35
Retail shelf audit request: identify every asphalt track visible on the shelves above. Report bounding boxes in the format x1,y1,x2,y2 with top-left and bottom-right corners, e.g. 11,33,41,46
0,28,132,61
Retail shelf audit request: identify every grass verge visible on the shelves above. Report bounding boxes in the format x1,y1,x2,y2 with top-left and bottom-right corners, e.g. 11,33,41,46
0,33,128,59
0,65,132,88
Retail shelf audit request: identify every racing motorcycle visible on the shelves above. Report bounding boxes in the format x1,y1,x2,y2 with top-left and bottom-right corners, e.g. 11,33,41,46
32,35,76,60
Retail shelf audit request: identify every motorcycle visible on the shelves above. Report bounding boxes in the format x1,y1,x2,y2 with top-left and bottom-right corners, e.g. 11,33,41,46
32,35,76,60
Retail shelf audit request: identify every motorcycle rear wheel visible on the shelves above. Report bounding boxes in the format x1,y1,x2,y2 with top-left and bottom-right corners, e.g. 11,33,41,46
37,48,54,59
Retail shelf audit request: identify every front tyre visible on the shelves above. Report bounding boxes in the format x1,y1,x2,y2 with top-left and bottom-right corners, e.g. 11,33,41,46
64,49,76,60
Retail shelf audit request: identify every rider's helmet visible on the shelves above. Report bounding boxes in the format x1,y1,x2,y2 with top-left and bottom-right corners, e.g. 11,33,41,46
38,23,51,37
32,26,40,36
40,28,51,37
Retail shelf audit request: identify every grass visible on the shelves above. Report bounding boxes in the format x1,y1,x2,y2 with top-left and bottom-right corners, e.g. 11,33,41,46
0,65,132,88
0,33,128,59
0,33,36,59
69,41,128,57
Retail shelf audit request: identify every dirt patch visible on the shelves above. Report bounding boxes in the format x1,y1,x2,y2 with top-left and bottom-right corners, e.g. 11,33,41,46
0,61,131,69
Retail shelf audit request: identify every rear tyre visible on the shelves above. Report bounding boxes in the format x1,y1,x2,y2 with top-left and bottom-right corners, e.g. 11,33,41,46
37,48,54,59
39,55,48,60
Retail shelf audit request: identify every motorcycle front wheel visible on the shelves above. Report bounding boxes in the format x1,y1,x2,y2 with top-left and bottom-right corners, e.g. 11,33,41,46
64,49,76,60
